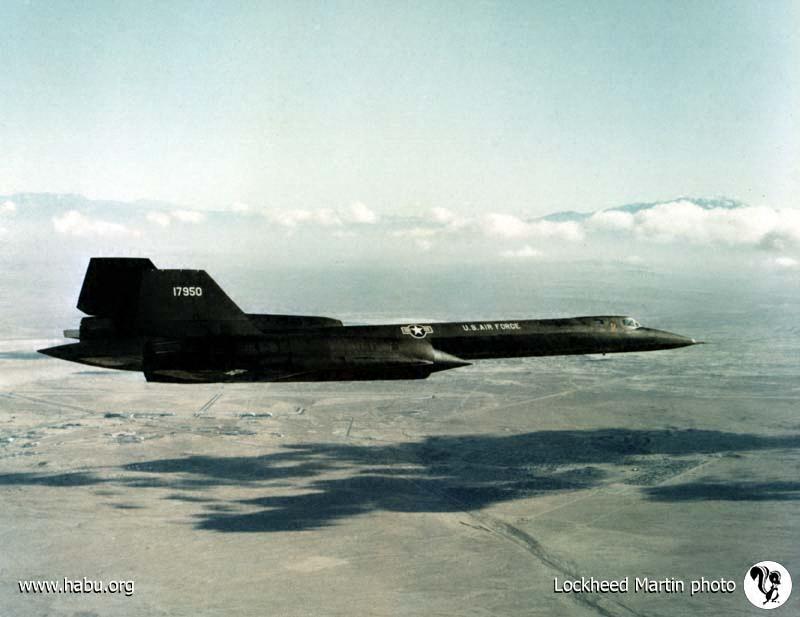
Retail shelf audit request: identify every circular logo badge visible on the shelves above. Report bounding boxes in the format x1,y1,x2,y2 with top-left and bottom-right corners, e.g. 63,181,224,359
401,324,432,339
744,561,792,609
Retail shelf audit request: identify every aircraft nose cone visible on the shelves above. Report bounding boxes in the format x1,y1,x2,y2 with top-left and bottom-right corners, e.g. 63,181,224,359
38,344,74,360
648,329,699,349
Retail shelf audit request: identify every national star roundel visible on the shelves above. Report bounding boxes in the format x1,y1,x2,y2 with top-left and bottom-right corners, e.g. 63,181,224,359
401,324,433,339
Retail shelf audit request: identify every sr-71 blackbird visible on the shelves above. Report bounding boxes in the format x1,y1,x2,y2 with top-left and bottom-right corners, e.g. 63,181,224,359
39,258,700,383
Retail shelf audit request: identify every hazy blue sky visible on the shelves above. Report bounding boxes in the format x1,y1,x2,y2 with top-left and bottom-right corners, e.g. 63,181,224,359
1,1,797,214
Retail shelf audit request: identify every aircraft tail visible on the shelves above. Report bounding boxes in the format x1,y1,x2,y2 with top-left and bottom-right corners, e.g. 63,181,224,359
76,258,260,337
78,257,156,327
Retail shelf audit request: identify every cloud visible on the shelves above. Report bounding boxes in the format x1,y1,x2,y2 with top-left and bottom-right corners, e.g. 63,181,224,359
390,227,439,252
383,207,475,240
389,227,438,251
315,208,342,226
30,193,800,266
145,209,206,226
485,213,584,242
530,220,585,242
484,213,528,238
170,209,206,224
146,211,171,227
420,200,800,254
586,210,634,231
263,209,311,228
386,209,584,247
230,201,251,214
432,207,457,224
262,202,378,229
53,210,134,237
344,201,378,224
391,227,438,239
430,207,471,229
500,245,543,259
772,256,798,269
264,208,342,228
584,200,800,249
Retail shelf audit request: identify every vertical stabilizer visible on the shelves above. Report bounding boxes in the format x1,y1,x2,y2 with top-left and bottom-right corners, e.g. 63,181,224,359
136,269,261,336
77,258,156,323
74,258,259,337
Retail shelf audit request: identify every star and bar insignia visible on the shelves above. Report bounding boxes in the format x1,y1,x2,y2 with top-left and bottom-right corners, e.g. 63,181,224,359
401,324,433,339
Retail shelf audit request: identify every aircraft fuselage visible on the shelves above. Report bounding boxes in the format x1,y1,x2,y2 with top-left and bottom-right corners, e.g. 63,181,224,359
42,314,697,383
39,259,699,383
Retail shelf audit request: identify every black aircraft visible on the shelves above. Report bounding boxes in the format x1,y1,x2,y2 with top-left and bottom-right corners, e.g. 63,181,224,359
39,258,699,383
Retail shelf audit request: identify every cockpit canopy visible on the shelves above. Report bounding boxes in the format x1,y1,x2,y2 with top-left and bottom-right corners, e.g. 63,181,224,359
622,317,641,329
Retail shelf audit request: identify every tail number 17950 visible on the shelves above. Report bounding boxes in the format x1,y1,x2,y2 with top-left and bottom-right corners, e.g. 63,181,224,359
173,286,203,297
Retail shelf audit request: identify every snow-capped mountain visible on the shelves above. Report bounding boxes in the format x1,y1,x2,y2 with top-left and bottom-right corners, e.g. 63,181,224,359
539,197,747,222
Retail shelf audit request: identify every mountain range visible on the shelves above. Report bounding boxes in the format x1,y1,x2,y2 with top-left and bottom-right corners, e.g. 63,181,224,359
0,193,795,270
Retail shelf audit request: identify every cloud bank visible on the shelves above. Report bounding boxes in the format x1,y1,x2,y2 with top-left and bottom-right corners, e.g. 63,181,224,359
585,200,800,249
5,193,796,271
53,210,135,237
485,214,585,242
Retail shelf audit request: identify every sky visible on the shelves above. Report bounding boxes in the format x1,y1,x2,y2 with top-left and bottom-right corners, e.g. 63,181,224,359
1,1,798,216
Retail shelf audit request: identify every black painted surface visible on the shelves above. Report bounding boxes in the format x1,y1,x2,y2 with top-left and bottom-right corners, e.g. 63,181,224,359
39,259,698,382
